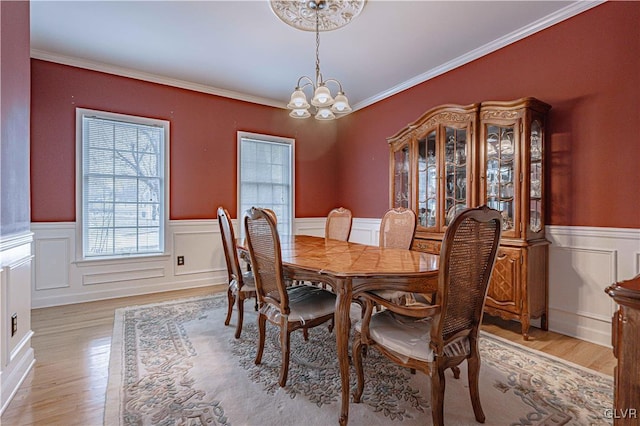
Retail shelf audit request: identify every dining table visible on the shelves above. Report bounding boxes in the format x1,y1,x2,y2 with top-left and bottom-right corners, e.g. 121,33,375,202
237,234,440,425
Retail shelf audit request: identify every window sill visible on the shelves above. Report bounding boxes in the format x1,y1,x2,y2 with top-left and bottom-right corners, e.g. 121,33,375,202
74,253,171,267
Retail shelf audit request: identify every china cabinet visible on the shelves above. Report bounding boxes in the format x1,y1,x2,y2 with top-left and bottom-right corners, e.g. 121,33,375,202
388,97,551,339
606,275,640,425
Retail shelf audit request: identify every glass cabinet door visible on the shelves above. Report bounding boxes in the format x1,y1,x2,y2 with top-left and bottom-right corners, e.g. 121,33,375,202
417,131,437,228
392,144,410,208
485,124,516,234
389,103,478,235
443,126,469,226
529,120,543,233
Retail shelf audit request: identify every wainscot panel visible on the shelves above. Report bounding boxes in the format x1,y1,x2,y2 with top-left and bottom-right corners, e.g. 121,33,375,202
30,221,227,308
0,232,35,415
547,225,640,347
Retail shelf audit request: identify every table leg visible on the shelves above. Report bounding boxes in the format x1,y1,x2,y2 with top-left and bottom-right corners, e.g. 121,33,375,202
334,278,352,426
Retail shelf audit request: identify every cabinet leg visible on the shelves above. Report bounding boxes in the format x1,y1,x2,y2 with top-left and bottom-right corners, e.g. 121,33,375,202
521,317,531,341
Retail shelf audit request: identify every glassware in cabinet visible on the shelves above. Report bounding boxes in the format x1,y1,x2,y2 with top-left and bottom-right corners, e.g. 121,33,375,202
391,143,410,209
418,131,437,228
480,98,550,241
485,124,516,234
529,120,543,233
444,127,470,226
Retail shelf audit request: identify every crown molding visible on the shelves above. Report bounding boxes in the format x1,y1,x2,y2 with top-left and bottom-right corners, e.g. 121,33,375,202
30,49,288,109
351,0,606,112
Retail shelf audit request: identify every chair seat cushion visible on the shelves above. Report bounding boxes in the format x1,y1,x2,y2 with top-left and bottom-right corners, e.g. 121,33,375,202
230,271,255,293
357,310,435,362
287,285,336,323
356,310,471,362
239,271,255,292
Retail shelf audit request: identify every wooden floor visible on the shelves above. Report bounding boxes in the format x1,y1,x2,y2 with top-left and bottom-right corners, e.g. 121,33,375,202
1,286,616,426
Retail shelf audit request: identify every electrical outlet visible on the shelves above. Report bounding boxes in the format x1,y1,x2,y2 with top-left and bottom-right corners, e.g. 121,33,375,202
11,313,17,337
177,256,185,266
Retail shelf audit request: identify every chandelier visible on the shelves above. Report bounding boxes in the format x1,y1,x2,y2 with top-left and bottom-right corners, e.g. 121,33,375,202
270,0,365,120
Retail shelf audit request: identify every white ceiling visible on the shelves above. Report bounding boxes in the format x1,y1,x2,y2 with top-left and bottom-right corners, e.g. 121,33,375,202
30,1,601,112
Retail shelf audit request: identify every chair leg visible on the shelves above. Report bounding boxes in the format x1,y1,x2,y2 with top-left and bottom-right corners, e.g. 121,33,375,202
430,365,446,426
303,328,309,341
279,327,291,387
224,289,235,326
467,354,486,423
352,335,366,403
235,296,244,339
255,314,266,365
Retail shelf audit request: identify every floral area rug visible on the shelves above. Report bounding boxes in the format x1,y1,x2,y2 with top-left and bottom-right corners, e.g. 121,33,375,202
105,294,613,425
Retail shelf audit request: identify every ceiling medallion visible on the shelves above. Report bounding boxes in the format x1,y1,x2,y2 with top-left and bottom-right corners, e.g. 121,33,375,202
270,0,366,32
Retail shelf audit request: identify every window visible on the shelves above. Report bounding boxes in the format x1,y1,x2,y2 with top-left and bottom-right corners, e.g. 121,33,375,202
238,132,294,236
77,108,169,259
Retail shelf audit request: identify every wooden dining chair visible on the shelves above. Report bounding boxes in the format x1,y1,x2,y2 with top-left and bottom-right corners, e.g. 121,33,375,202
352,205,502,426
217,207,256,339
379,207,416,249
325,207,353,241
244,207,337,387
370,207,417,303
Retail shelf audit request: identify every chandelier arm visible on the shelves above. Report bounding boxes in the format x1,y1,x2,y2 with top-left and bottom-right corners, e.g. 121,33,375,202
296,76,315,90
322,78,345,93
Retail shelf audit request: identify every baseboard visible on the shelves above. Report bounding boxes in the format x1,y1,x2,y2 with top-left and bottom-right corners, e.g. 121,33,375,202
0,343,35,416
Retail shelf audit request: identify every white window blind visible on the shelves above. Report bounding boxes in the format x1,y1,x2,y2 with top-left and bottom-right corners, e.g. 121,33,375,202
79,110,167,258
238,132,294,236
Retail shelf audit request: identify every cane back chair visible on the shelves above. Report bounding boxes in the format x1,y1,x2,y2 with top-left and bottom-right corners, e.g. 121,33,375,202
353,205,502,425
379,207,416,249
325,207,353,241
217,206,256,339
244,207,336,387
370,207,417,303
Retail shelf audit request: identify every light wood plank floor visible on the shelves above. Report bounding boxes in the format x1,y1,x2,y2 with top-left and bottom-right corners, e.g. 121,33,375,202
1,286,616,426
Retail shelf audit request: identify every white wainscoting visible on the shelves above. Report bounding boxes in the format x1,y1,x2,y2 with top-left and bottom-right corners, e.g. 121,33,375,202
31,221,227,308
547,226,640,347
30,219,639,347
0,232,35,415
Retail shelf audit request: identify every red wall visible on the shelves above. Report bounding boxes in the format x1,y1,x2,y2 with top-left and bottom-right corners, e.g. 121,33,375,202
336,2,640,229
30,61,340,220
31,2,640,228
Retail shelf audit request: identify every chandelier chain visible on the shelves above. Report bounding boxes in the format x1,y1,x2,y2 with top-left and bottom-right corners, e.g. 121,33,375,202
315,10,321,85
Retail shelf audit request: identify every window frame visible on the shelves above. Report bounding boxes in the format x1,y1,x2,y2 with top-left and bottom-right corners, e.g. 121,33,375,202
75,108,170,261
237,131,295,236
